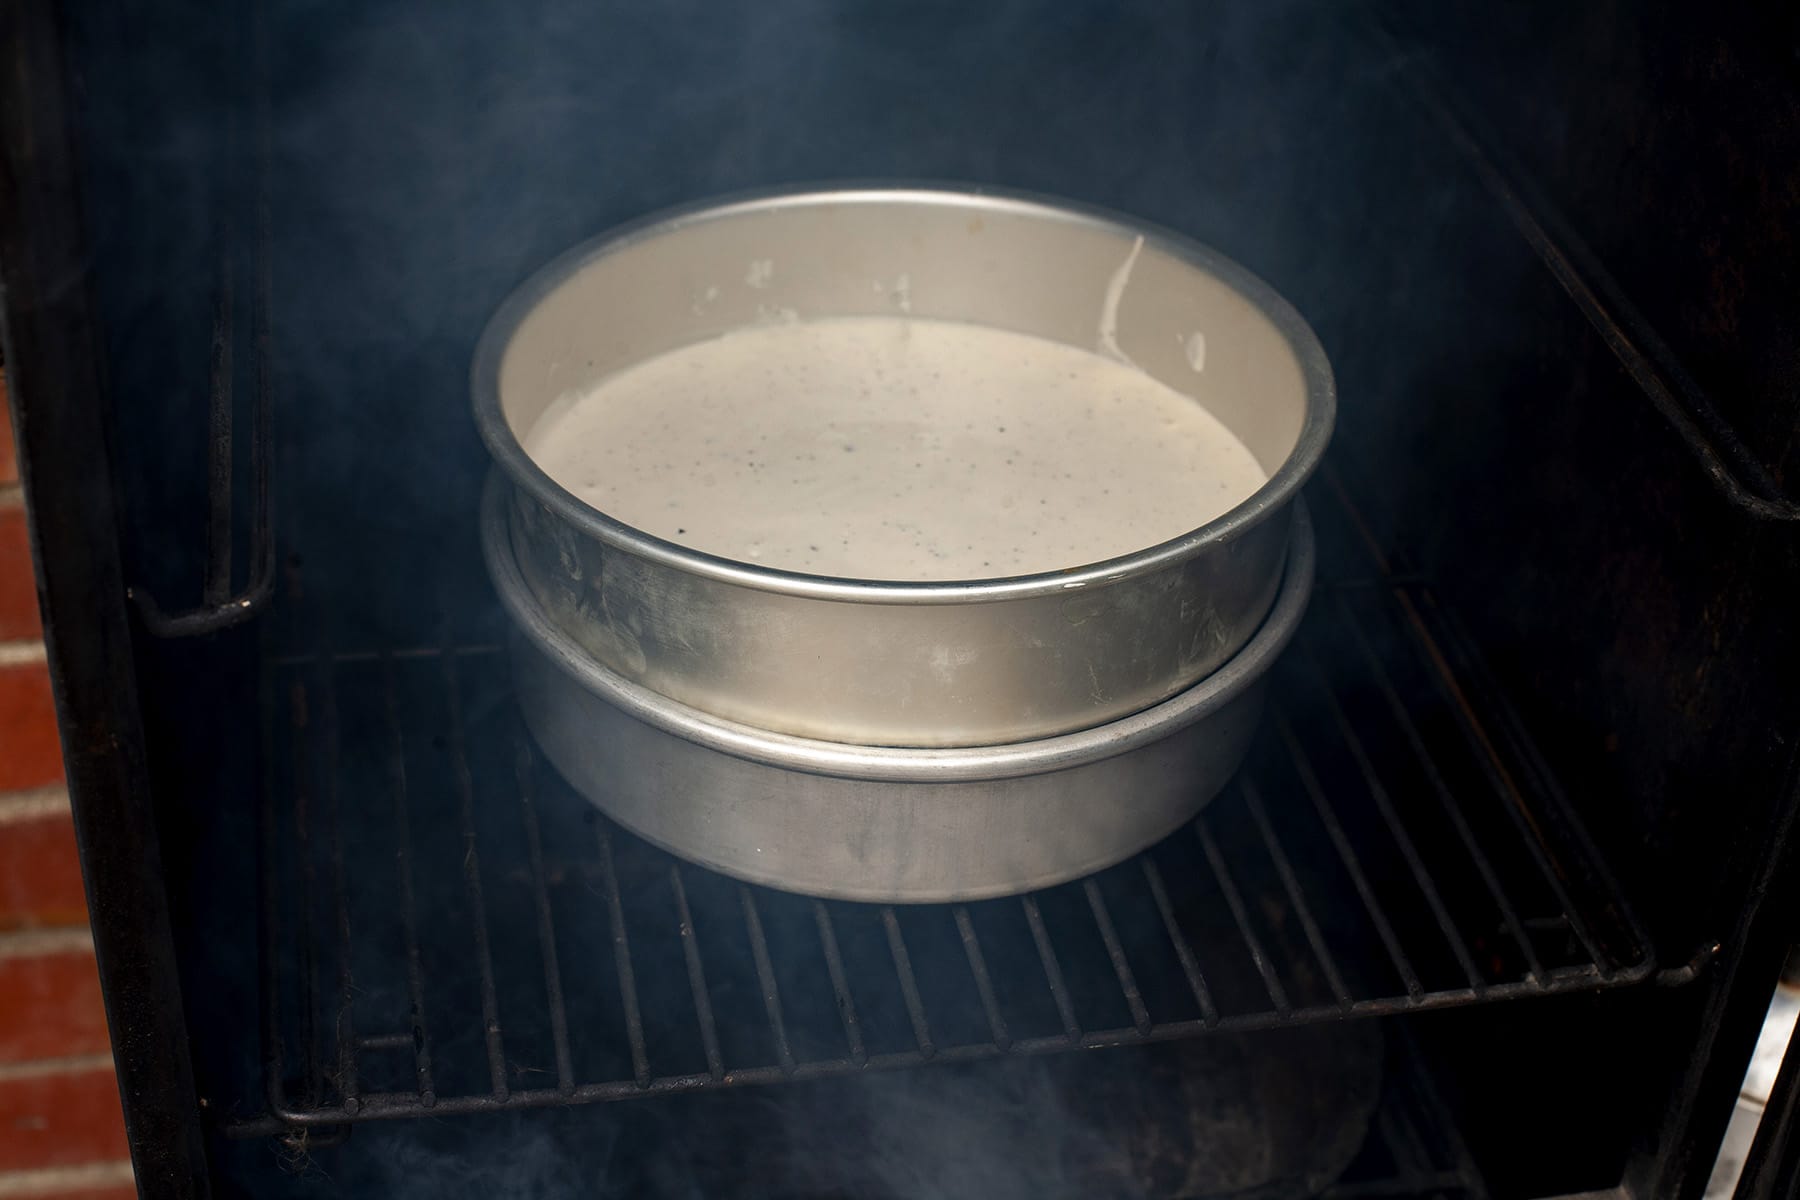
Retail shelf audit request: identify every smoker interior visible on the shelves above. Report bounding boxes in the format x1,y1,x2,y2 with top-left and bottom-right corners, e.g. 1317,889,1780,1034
23,0,1800,1197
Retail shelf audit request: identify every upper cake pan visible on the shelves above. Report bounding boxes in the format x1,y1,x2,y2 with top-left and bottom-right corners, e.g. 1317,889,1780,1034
473,186,1333,747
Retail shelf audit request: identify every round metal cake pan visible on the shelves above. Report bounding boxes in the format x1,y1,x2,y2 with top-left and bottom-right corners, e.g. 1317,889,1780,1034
473,185,1333,748
483,474,1315,903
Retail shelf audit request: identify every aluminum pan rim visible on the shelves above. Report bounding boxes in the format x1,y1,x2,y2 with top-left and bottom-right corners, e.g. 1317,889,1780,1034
472,183,1335,605
482,472,1315,783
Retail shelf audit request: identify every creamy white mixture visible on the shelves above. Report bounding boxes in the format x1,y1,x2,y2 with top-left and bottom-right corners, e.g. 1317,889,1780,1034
524,317,1268,581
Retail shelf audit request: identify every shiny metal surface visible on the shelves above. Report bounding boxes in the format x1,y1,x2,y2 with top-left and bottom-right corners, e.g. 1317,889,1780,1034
474,186,1333,746
483,477,1315,902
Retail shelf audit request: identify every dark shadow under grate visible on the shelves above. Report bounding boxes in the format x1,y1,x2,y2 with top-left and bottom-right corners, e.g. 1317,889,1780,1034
235,552,1651,1137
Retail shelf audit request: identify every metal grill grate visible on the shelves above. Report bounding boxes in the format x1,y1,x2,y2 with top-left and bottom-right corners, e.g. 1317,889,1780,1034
237,547,1651,1138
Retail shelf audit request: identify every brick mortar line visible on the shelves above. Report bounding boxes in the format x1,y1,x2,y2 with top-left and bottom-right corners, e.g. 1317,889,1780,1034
0,483,20,507
0,785,70,825
0,1160,135,1198
0,1052,115,1084
0,640,47,668
0,926,93,960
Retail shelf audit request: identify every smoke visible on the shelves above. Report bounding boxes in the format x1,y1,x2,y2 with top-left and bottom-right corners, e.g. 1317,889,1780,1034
60,0,1471,1193
365,1122,597,1200
773,1060,1115,1200
247,0,1393,642
64,0,1454,642
271,1022,1380,1199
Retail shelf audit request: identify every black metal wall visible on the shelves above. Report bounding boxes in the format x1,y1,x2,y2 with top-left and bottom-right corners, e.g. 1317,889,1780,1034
29,0,1800,1195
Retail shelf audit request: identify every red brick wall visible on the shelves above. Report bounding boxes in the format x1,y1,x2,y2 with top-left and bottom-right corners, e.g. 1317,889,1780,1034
1,370,136,1198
